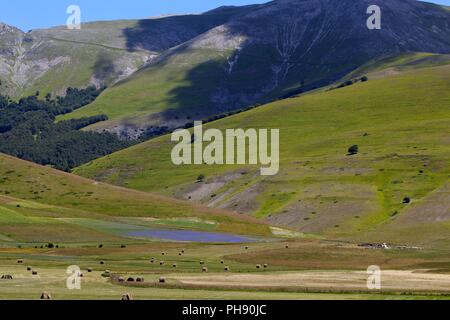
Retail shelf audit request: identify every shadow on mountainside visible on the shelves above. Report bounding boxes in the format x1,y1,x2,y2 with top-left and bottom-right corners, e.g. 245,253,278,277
121,0,450,127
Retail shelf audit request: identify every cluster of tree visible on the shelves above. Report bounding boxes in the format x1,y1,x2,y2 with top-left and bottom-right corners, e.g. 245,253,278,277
0,87,131,171
329,76,369,91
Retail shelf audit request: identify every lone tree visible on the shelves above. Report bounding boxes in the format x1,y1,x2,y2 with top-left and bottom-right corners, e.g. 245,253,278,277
348,145,359,155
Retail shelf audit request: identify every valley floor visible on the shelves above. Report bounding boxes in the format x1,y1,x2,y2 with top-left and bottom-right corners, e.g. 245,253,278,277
0,240,449,300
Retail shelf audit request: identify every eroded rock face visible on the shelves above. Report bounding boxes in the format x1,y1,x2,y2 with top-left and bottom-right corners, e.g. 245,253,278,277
0,22,153,97
103,0,450,138
184,0,450,110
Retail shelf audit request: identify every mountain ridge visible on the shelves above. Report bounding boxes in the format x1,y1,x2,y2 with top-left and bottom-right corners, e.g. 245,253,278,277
58,0,450,138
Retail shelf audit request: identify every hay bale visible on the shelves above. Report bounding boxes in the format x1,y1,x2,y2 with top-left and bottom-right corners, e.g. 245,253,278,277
32,270,38,275
256,264,261,269
87,268,93,272
181,249,185,253
224,266,230,271
1,275,13,280
121,293,133,300
101,271,110,278
40,292,51,300
17,259,23,264
202,267,208,273
264,264,268,268
127,277,135,282
159,277,166,283
172,263,177,268
220,260,224,264
245,246,249,250
79,273,84,278
27,266,32,271
117,277,125,283
161,252,166,256
199,261,205,265
159,261,164,266
178,252,182,256
136,277,144,283
99,261,105,265
285,245,289,249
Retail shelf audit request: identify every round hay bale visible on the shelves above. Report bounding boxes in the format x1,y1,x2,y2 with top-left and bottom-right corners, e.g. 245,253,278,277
178,252,182,256
27,266,32,271
224,266,230,271
87,268,93,272
159,277,166,283
100,261,105,265
285,245,289,249
79,273,84,278
1,275,13,280
127,277,135,282
32,270,38,275
161,252,165,256
117,277,125,283
200,261,205,265
159,261,164,266
121,293,132,300
220,260,224,264
245,246,249,250
264,264,268,268
17,259,23,264
172,263,177,268
202,267,208,273
40,292,51,300
136,277,144,283
101,272,110,278
256,264,262,269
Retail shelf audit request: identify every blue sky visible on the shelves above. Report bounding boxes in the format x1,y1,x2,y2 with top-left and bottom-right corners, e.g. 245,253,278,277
1,0,449,31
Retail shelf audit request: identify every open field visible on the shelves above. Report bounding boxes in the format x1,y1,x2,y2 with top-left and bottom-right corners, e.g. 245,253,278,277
0,240,449,300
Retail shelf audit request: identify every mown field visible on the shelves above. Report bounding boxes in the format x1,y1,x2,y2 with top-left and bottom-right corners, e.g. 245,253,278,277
73,56,450,247
0,240,449,300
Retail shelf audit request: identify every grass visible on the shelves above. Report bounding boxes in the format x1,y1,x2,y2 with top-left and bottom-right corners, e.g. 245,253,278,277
74,61,450,247
0,240,449,299
0,153,272,241
57,47,229,128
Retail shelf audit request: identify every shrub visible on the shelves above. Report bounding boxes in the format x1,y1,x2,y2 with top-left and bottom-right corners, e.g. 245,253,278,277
348,145,359,155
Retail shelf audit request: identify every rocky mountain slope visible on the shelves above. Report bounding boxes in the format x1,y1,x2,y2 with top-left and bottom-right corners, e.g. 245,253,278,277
60,0,450,137
0,6,248,98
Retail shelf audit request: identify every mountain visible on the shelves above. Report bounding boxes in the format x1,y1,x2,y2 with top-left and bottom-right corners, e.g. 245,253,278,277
0,7,249,98
74,53,450,247
59,0,450,137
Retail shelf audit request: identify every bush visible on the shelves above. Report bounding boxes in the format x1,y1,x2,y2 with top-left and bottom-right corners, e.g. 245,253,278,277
348,145,359,155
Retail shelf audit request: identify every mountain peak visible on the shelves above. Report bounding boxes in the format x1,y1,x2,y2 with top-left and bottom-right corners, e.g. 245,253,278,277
0,22,24,35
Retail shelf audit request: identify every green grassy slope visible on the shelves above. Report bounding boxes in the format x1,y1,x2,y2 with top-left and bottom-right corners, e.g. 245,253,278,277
57,47,227,130
74,63,450,246
0,153,270,242
0,21,151,99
